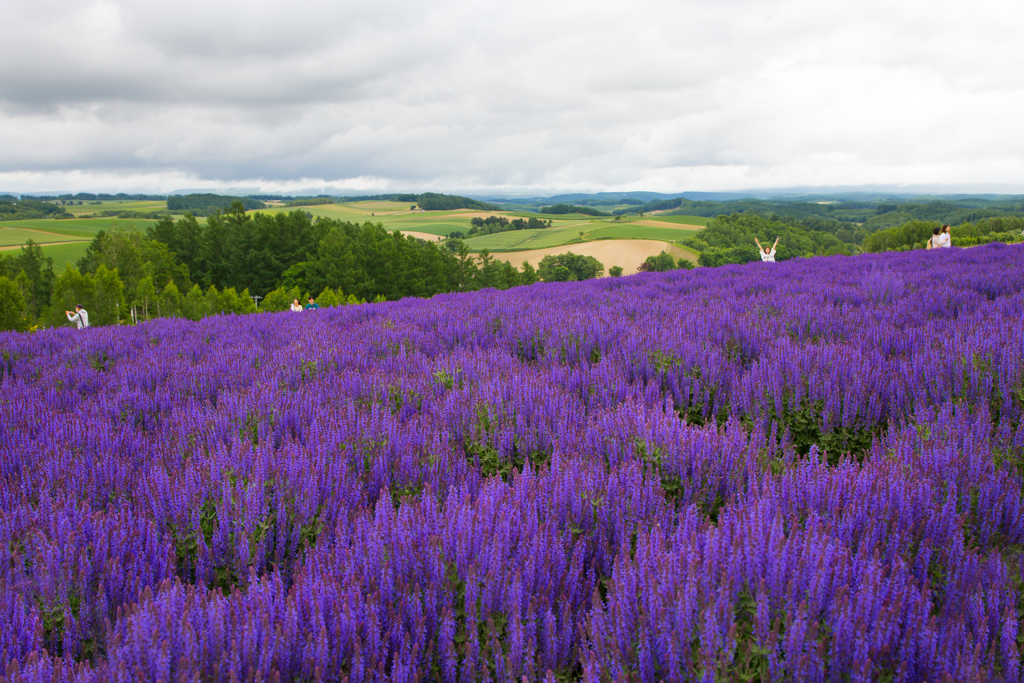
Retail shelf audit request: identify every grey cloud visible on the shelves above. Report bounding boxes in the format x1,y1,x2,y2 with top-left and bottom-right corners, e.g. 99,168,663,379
1,0,1023,192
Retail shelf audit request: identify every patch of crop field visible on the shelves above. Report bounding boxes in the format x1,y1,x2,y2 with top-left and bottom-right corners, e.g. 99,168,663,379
344,200,418,211
387,222,468,237
585,225,701,242
0,227,89,247
652,215,712,226
0,218,158,237
463,230,547,251
505,224,603,250
64,200,167,215
39,241,91,271
489,239,688,274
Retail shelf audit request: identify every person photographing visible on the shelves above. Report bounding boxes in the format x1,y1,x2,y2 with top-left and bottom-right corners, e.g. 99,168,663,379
65,304,89,329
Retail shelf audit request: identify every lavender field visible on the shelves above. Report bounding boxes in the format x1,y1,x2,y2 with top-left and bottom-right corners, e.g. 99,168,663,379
2,244,1024,682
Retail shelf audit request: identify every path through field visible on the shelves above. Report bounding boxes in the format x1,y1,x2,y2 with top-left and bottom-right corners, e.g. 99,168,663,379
0,240,90,250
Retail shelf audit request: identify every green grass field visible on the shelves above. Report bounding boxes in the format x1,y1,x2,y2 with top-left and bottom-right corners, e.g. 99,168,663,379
43,242,91,272
463,230,547,250
585,225,701,242
0,228,88,247
65,200,166,216
0,217,158,235
652,215,712,226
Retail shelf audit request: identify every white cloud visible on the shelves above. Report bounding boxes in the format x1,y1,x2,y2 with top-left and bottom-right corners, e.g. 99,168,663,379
1,0,1023,193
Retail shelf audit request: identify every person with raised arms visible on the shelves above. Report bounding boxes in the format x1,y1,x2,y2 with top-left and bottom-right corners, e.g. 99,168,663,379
755,236,780,262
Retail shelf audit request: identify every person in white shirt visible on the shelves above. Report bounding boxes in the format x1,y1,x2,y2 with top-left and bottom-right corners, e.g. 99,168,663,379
65,304,89,329
289,298,303,312
936,224,952,248
755,236,780,262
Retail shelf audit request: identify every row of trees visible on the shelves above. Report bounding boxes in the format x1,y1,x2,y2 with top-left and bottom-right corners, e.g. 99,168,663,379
165,194,266,216
0,198,67,220
538,204,609,217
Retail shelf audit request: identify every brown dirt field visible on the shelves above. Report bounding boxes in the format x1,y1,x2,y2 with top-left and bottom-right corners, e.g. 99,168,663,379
489,240,695,275
395,230,445,242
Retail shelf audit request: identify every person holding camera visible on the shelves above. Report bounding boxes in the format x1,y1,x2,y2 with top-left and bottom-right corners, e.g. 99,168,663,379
65,304,90,329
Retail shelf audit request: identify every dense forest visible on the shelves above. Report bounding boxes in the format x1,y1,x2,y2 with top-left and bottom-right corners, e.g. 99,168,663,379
416,193,500,211
165,194,266,215
0,202,613,332
538,204,610,216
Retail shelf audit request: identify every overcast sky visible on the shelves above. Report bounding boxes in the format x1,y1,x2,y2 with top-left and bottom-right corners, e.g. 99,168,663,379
2,0,1023,195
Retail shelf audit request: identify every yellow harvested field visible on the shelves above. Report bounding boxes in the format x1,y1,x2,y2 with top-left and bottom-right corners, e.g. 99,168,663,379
490,240,696,275
632,219,705,229
395,230,445,242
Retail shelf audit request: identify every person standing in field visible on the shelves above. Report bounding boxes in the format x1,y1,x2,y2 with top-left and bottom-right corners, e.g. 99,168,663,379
304,296,319,311
65,304,89,329
936,224,952,248
755,237,780,262
289,298,303,312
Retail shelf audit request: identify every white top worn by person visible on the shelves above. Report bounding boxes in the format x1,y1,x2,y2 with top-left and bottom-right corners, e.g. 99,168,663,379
289,299,303,312
935,225,952,248
755,236,780,262
65,305,89,329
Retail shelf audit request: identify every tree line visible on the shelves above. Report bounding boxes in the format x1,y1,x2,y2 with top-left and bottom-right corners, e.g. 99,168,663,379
449,215,552,239
538,204,610,217
165,194,266,216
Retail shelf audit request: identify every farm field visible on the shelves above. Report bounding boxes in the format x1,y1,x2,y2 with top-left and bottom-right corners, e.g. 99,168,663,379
489,238,693,273
0,217,158,236
647,214,713,226
0,227,87,247
2,245,1022,680
35,241,91,272
63,200,166,216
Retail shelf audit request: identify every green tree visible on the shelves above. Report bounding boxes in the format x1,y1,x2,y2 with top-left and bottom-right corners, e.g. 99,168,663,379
134,276,157,321
10,240,55,319
47,266,96,328
0,276,29,332
262,286,301,312
159,281,183,317
181,284,209,321
315,287,341,307
537,252,604,282
520,261,539,285
92,265,126,326
609,266,624,277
